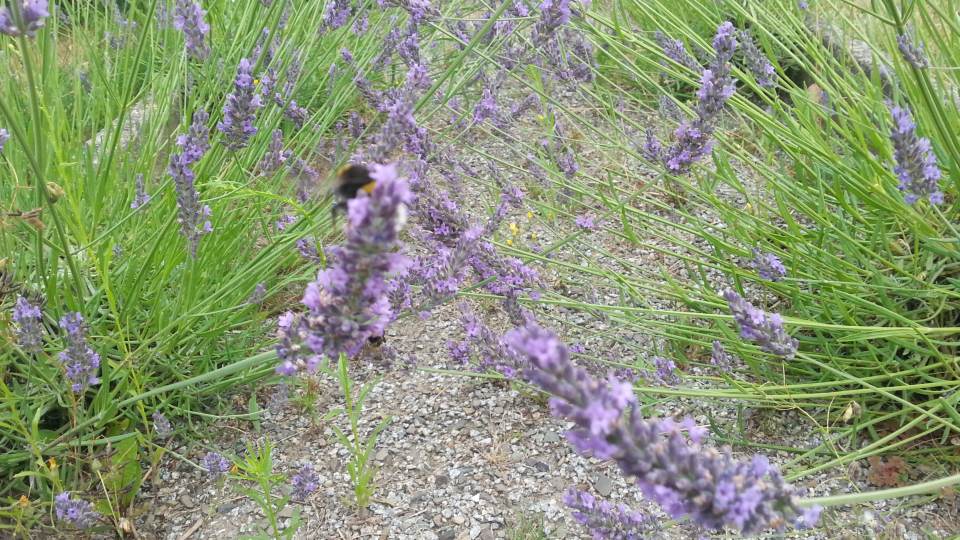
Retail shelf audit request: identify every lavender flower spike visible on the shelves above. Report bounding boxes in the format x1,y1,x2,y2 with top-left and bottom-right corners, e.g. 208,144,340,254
0,0,50,38
54,492,99,529
563,488,655,538
511,323,819,535
169,110,213,257
12,296,44,353
218,58,263,150
275,164,412,376
290,464,320,500
897,33,928,70
58,313,101,393
0,128,9,153
739,30,775,88
889,105,943,205
750,248,786,281
130,174,151,209
201,451,231,477
723,289,798,359
173,0,210,61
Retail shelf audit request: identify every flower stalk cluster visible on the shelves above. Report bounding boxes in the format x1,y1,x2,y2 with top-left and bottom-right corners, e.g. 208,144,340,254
58,313,101,393
173,0,210,61
169,110,213,257
12,296,44,353
218,58,263,150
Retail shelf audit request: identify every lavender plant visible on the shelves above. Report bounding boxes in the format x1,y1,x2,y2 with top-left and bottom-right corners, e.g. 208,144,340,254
888,105,943,205
218,58,263,150
53,492,99,529
11,296,43,353
173,0,210,61
58,313,101,393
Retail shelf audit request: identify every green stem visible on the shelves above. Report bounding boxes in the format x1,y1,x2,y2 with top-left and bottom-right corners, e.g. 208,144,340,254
799,473,960,508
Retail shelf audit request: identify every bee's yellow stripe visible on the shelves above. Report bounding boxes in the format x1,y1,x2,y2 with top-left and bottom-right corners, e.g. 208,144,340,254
361,181,377,194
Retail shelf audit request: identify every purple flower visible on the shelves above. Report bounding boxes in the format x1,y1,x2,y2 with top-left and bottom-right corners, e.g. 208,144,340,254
654,31,700,73
512,323,819,535
889,105,943,204
173,0,210,61
534,0,571,44
12,296,44,353
258,129,290,176
248,282,267,305
575,214,597,230
54,492,99,529
648,356,679,386
897,33,928,70
322,0,351,30
473,84,499,126
218,59,263,150
130,174,151,209
510,94,541,121
723,289,798,359
290,464,320,500
169,110,213,257
152,411,173,438
563,488,655,539
0,0,50,38
0,128,9,153
448,304,526,378
352,13,368,35
711,340,735,372
58,313,101,393
276,164,411,376
201,451,230,477
750,249,786,281
659,22,738,175
739,30,775,88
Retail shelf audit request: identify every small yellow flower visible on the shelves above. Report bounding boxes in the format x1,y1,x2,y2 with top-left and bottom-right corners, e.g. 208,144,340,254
254,78,260,85
526,211,533,220
509,222,520,236
530,232,537,241
506,238,513,246
18,495,29,508
744,202,752,212
230,464,239,474
47,457,57,470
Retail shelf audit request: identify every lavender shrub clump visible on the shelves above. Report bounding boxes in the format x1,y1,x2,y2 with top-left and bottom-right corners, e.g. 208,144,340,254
0,0,49,38
889,105,943,204
510,323,820,535
169,110,213,257
58,313,101,393
290,464,320,500
12,296,44,353
218,59,263,150
173,0,210,61
276,165,411,376
750,249,786,281
54,492,99,529
201,451,231,477
723,289,798,359
563,488,655,539
647,22,738,174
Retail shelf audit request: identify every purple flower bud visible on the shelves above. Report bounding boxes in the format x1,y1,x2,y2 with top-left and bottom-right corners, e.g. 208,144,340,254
739,30,775,88
563,488,655,538
170,110,213,257
575,214,597,230
711,340,735,372
0,0,50,38
654,31,700,72
290,464,320,500
218,58,263,150
258,129,290,176
0,128,9,153
201,451,230,477
897,33,928,70
322,0,351,30
173,0,210,61
58,313,101,393
723,289,798,359
130,174,151,209
889,105,943,204
750,249,786,281
12,296,44,353
54,492,99,529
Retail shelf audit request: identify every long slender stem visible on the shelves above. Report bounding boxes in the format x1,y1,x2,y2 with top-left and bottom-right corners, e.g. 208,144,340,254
799,473,960,508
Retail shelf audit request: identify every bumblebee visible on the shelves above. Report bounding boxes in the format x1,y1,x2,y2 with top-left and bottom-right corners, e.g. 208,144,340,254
333,163,377,213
